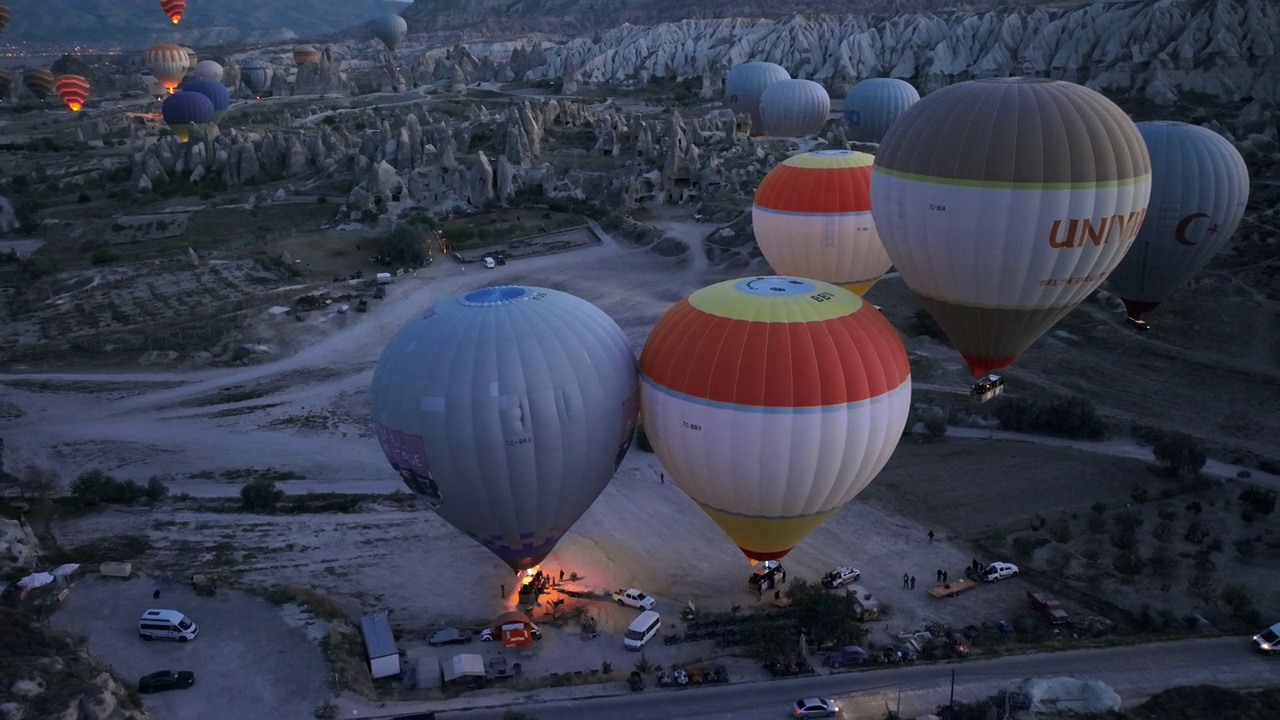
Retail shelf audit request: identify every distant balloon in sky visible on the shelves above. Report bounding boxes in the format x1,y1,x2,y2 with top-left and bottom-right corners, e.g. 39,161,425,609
639,276,912,563
181,78,229,122
0,69,14,101
192,60,224,83
1106,121,1250,324
370,286,639,573
0,4,10,34
753,150,890,296
373,14,408,52
54,74,90,112
871,77,1152,378
22,69,55,102
239,60,271,96
724,62,790,135
759,79,830,137
159,0,185,24
146,44,188,92
293,46,320,65
162,90,214,141
843,78,919,144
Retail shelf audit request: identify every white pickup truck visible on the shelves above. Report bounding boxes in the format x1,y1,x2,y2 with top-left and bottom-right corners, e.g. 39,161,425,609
613,588,656,610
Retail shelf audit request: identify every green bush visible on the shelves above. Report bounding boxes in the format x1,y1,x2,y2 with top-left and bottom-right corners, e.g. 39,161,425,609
378,223,430,267
91,247,121,265
69,469,147,506
1238,487,1276,515
240,477,284,511
992,394,1105,439
145,476,169,501
1153,432,1206,477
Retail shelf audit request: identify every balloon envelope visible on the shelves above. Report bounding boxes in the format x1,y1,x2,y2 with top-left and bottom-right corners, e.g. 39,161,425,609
146,44,188,91
54,74,90,111
22,69,55,101
870,77,1152,377
182,78,230,122
759,79,830,138
159,0,184,24
724,62,790,135
370,286,639,572
1106,121,1250,322
0,69,14,101
294,46,320,65
162,91,214,140
0,4,10,33
193,60,224,82
843,78,920,144
373,14,408,52
240,61,271,94
639,276,912,562
753,150,889,296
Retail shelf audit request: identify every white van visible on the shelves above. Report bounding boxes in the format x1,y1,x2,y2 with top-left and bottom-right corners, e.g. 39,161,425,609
482,256,497,269
623,610,660,651
138,609,199,642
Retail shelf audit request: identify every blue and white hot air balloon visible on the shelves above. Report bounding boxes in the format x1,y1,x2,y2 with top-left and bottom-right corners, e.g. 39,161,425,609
369,286,640,573
724,62,790,135
843,78,920,144
759,79,831,138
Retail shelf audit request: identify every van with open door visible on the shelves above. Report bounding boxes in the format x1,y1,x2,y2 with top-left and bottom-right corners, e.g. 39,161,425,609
138,609,199,642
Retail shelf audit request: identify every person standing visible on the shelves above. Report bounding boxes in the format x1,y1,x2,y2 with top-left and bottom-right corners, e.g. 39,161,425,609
942,570,948,583
903,573,909,589
928,530,935,542
910,576,916,589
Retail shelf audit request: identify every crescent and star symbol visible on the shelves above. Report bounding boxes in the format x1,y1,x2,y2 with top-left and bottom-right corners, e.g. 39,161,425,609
1174,212,1219,246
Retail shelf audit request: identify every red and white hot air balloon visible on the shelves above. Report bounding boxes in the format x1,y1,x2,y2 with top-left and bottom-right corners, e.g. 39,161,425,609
160,0,185,24
54,74,90,111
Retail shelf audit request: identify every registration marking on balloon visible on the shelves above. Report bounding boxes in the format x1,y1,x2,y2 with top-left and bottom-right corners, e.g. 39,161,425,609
639,276,912,562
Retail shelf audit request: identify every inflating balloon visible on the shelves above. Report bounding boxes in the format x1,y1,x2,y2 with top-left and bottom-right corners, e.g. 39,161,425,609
639,276,911,563
370,286,639,573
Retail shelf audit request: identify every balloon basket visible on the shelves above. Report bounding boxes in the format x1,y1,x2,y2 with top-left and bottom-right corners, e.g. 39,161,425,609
1126,317,1150,333
969,375,1004,404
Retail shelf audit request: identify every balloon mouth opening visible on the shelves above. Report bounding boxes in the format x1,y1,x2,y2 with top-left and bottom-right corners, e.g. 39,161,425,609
67,103,82,111
170,16,181,24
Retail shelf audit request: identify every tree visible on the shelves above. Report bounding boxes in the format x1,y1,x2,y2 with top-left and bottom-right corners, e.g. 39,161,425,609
70,469,117,506
378,223,430,267
15,464,59,500
786,580,867,648
240,477,284,511
1152,432,1206,477
921,408,947,442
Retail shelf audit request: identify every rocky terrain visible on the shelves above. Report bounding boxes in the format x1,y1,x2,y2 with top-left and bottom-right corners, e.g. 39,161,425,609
0,0,409,48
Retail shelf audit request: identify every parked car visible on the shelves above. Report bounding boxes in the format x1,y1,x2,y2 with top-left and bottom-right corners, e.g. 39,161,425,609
823,645,869,668
373,285,386,299
982,562,1019,582
793,697,838,717
614,588,656,610
481,623,543,642
820,566,861,589
1253,622,1280,654
138,670,195,694
427,628,472,647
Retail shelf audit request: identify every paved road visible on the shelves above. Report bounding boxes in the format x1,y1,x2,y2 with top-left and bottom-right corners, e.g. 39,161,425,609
434,638,1279,720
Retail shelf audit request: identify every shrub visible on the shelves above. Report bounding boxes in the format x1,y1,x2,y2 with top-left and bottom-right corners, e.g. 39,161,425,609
1258,460,1278,474
1184,500,1203,515
69,470,116,506
240,477,284,511
1044,547,1073,576
1011,535,1046,559
91,247,121,265
145,476,169,501
1130,486,1149,504
1233,538,1257,559
1221,584,1259,623
1152,432,1206,477
1046,517,1072,544
992,394,1105,439
1240,508,1258,523
921,409,947,442
378,223,430,267
1183,520,1208,544
1110,528,1138,551
1206,536,1224,553
1238,487,1276,515
1156,507,1178,522
601,661,612,675
77,192,91,203
1151,521,1173,543
1147,545,1176,575
1087,514,1107,535
1112,509,1144,531
1090,502,1108,516
1112,550,1146,578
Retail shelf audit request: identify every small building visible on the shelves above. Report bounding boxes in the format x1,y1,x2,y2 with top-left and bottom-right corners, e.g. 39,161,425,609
845,584,882,621
359,611,401,679
440,653,486,689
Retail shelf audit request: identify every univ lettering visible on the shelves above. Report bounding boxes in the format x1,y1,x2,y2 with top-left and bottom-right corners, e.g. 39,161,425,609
1047,208,1148,249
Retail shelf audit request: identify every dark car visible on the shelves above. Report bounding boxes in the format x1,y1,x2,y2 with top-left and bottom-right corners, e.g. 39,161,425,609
373,285,387,299
427,628,472,647
138,670,195,694
824,645,870,668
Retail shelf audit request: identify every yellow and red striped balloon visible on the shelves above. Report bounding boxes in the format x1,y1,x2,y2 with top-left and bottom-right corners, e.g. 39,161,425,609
55,74,90,111
639,276,912,563
160,0,185,24
752,150,892,297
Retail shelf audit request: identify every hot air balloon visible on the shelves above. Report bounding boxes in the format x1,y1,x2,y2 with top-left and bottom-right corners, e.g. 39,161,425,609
1105,121,1250,328
752,150,890,297
0,69,13,101
162,90,214,141
146,44,188,92
293,46,320,65
724,62,790,135
639,276,912,563
54,74,90,111
192,60,224,82
22,69,55,101
181,78,229,122
373,14,408,53
759,79,831,138
843,78,920,144
0,4,10,33
240,60,271,97
870,78,1151,381
159,0,185,24
181,47,198,75
370,286,639,573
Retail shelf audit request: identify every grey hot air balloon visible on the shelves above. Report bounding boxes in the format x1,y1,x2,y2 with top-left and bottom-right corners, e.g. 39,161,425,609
724,61,790,135
192,60,223,83
240,60,271,95
843,78,920,144
372,14,408,53
1106,121,1250,327
759,79,831,138
369,285,640,573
